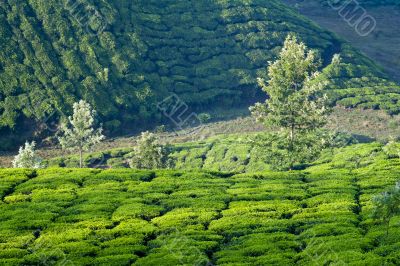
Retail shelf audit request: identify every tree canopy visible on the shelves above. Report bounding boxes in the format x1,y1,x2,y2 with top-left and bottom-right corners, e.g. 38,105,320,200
58,100,104,168
250,35,334,170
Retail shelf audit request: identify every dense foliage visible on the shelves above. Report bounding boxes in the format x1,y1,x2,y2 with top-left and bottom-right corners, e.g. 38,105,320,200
0,0,398,149
12,141,42,169
250,35,333,169
1,148,400,265
128,131,173,170
372,182,400,236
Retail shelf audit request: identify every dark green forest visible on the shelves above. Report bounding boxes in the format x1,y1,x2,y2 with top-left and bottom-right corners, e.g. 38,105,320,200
0,0,399,150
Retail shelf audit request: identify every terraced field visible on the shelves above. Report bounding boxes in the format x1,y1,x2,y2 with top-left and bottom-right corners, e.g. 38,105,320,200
2,0,400,149
46,132,354,171
1,143,400,265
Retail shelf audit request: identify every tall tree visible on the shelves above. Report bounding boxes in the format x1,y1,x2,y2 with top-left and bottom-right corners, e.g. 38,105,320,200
58,100,104,168
250,35,335,170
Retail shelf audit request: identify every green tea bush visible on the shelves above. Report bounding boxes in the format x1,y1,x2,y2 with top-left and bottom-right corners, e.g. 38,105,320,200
0,170,33,198
1,158,400,264
383,141,400,159
215,233,299,265
92,254,138,266
152,208,218,230
112,203,164,221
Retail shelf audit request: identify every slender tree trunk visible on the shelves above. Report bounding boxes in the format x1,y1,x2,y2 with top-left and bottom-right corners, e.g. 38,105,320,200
386,219,390,237
290,125,294,145
79,148,83,168
289,124,295,170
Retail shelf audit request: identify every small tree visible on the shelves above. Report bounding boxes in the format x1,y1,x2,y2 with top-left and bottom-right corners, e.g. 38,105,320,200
198,113,211,123
12,141,43,169
58,100,105,168
250,35,336,170
346,154,363,173
129,131,173,169
383,139,400,159
372,182,400,237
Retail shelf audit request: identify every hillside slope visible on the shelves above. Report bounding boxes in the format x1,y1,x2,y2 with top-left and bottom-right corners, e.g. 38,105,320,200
317,0,400,7
283,0,400,81
0,150,400,265
0,0,397,149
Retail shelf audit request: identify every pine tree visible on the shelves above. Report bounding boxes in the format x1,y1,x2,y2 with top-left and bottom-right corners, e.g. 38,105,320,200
250,35,336,170
58,100,105,168
12,141,43,169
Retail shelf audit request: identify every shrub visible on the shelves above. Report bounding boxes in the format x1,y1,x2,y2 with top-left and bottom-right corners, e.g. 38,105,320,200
383,141,400,159
372,182,400,236
129,132,174,169
93,254,138,265
197,113,212,123
112,203,164,221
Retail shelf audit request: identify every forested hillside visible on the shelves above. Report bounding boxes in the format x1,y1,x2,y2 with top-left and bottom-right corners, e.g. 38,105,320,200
0,0,398,149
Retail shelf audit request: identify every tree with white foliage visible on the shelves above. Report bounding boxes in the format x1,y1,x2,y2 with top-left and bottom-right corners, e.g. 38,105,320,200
129,131,173,169
12,141,43,169
58,100,105,168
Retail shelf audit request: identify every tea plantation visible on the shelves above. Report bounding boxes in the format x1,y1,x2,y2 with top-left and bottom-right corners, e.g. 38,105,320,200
1,143,400,265
48,132,354,171
2,0,400,150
